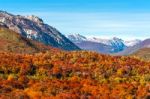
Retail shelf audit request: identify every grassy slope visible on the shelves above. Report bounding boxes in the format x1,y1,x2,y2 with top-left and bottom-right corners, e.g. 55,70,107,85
0,27,59,54
131,48,150,61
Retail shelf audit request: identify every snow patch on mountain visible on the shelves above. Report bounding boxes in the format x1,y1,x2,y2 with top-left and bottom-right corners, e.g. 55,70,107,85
67,34,141,47
67,34,142,53
67,34,87,43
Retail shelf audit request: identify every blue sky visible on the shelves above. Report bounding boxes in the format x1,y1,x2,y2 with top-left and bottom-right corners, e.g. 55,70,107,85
1,0,150,40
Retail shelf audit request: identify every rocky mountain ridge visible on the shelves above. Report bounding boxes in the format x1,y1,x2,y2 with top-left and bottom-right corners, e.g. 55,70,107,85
0,11,80,51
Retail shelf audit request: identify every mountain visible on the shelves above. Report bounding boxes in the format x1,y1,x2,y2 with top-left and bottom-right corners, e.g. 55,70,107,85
116,39,150,55
67,34,136,54
67,34,87,43
0,11,80,51
124,39,142,47
132,48,150,61
75,41,113,53
0,27,59,54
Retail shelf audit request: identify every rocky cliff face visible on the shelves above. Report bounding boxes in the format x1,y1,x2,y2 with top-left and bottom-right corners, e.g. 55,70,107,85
0,11,80,50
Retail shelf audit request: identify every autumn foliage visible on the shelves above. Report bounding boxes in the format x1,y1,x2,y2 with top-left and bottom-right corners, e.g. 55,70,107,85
0,51,150,99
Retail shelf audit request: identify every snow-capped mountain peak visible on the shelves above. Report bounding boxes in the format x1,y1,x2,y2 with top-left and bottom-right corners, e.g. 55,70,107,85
67,33,142,54
67,34,141,47
67,34,87,43
0,11,80,50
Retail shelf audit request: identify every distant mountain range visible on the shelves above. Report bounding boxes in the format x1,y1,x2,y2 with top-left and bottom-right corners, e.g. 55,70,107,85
67,34,143,54
117,39,150,55
0,11,80,51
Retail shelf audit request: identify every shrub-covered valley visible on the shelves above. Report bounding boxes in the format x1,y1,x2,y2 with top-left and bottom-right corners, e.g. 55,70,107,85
0,50,150,98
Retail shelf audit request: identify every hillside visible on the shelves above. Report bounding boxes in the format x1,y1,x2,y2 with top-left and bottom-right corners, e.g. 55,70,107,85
0,51,150,98
0,11,80,51
116,39,150,55
0,27,59,54
132,48,150,61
